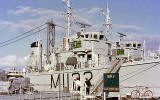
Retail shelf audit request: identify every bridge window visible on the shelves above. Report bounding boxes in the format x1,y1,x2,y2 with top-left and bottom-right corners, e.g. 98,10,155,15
85,34,89,38
137,44,141,48
126,43,131,47
80,35,84,38
99,35,104,40
87,54,92,60
116,42,120,47
94,34,97,39
133,43,136,47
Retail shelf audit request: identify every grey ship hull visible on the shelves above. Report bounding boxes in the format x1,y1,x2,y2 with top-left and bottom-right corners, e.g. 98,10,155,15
25,59,160,97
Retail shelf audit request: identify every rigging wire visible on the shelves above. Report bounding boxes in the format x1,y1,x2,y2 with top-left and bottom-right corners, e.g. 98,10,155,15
0,21,68,48
120,62,159,78
56,24,67,29
120,62,160,83
0,27,47,48
0,24,46,45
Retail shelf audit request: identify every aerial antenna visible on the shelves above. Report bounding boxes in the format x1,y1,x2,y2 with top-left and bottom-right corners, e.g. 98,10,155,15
101,2,112,36
76,21,92,32
117,32,126,42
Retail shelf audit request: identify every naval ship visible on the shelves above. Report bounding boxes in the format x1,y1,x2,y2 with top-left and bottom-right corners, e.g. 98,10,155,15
24,0,160,99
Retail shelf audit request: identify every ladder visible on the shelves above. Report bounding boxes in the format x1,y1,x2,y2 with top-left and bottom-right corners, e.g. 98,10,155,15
90,58,126,96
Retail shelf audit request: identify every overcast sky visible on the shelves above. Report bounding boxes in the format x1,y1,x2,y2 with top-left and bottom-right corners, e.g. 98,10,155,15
0,0,160,68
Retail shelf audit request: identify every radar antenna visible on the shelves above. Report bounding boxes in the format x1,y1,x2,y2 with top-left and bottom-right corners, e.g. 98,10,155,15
117,32,126,42
76,21,92,32
101,2,112,35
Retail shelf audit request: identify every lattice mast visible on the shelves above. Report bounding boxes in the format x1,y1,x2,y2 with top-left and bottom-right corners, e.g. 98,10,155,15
101,2,112,35
46,21,55,64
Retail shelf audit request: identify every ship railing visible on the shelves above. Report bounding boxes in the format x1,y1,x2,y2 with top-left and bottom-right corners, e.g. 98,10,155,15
90,60,118,95
109,58,126,73
90,58,126,96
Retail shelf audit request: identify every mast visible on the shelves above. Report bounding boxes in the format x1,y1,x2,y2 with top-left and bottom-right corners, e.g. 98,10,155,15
101,2,112,36
106,2,112,35
46,21,56,64
62,0,72,50
66,0,71,37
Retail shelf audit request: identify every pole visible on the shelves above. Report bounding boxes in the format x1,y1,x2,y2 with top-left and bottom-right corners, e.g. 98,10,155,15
52,24,55,53
38,35,42,72
119,92,121,100
29,85,31,100
104,92,106,100
61,55,63,100
19,84,21,100
59,53,61,100
40,91,42,100
46,22,50,64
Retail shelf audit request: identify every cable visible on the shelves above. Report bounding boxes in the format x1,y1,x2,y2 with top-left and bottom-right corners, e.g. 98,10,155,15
0,27,47,48
56,24,67,29
120,62,160,83
120,62,158,78
0,24,46,45
120,63,160,83
0,21,69,48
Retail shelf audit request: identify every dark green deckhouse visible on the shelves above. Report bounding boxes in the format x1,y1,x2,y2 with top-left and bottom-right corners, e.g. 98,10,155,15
117,49,124,55
73,40,81,48
103,73,119,92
